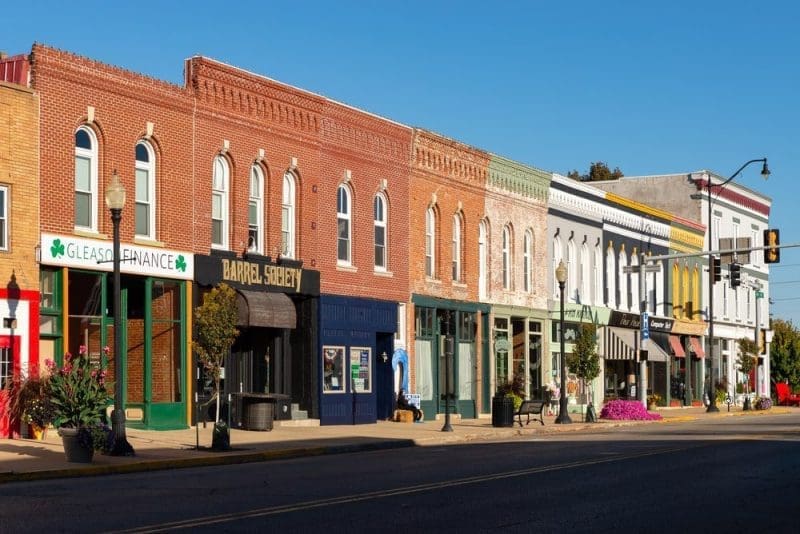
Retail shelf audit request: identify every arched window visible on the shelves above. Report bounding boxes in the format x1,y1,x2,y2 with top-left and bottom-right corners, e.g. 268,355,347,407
452,214,462,282
502,225,512,290
478,220,488,299
134,141,156,239
567,239,577,302
74,127,98,231
248,165,264,254
553,235,563,299
580,243,590,304
683,265,690,319
606,244,616,307
337,184,352,264
282,172,296,258
672,263,680,318
618,247,628,311
211,156,229,249
425,207,436,278
523,230,533,293
374,193,387,270
630,253,640,312
594,243,603,306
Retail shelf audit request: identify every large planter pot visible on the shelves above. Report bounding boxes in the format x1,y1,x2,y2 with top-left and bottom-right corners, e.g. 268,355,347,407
491,395,514,428
58,427,94,463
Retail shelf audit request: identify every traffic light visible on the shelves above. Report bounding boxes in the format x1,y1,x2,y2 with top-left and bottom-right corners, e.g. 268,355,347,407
730,262,741,288
712,256,722,283
764,228,780,264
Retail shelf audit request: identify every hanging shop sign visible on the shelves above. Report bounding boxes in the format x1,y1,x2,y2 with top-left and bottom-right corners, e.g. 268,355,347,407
40,233,194,280
607,310,673,332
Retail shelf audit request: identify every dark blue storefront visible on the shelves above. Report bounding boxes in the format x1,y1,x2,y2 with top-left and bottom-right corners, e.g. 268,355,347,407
319,295,397,425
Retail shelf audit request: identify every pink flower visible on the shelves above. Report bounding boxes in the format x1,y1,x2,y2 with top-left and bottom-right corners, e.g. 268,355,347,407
103,346,111,356
45,359,56,370
79,345,87,355
64,352,73,362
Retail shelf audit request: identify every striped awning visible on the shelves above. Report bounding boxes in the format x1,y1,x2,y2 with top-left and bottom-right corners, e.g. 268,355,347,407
602,327,637,360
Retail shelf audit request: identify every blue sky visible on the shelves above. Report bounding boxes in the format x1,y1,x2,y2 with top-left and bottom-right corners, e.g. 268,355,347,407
4,1,799,321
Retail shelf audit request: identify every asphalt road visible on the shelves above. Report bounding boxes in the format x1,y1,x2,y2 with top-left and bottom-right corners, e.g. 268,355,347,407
2,414,798,533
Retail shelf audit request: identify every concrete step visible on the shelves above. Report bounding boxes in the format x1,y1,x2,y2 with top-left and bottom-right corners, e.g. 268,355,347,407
274,418,320,428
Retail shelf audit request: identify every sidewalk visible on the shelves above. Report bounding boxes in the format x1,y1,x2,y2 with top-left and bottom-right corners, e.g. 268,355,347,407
0,405,789,484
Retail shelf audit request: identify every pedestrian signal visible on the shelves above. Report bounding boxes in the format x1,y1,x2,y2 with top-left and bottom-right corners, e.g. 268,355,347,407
712,257,721,283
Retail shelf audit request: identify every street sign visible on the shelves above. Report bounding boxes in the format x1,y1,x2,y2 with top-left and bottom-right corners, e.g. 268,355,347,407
756,290,764,299
641,312,650,340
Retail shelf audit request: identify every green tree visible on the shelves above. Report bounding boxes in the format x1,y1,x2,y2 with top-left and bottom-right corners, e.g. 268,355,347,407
566,162,624,182
770,319,800,388
193,283,239,426
736,337,759,397
566,324,600,416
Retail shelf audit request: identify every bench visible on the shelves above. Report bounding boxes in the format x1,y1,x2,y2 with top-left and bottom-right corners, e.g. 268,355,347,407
515,399,546,427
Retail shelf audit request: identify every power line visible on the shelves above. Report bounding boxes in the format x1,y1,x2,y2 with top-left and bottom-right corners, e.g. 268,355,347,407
769,280,800,285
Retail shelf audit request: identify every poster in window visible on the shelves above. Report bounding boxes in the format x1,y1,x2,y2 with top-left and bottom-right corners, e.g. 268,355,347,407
350,347,372,393
322,346,345,393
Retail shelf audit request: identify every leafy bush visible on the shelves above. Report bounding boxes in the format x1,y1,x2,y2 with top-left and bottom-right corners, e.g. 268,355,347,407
77,423,115,452
754,397,772,411
600,400,662,421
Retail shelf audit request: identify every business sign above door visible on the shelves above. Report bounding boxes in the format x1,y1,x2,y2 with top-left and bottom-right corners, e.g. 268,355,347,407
41,233,194,280
194,254,320,295
607,310,673,332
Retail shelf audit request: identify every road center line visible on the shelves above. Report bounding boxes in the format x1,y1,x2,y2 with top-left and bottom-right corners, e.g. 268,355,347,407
109,445,696,533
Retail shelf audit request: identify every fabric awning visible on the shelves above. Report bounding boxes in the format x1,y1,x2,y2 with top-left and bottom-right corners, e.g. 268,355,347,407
643,338,670,362
602,327,637,360
669,335,686,358
236,290,296,329
689,336,705,358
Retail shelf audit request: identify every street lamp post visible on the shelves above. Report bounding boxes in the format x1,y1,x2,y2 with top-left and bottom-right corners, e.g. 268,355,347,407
555,260,572,424
706,159,769,413
106,170,135,456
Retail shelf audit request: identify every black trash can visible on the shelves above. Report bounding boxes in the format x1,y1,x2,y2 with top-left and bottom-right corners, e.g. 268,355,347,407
492,395,514,427
242,395,274,431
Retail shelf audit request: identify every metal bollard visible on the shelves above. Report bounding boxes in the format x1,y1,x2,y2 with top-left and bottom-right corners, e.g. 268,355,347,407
725,394,733,412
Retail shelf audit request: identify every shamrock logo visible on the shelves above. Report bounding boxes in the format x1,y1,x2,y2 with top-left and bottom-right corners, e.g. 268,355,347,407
51,238,65,258
175,255,187,272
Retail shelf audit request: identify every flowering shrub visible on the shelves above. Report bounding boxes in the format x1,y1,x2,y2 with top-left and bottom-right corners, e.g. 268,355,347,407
754,397,772,411
23,397,55,427
600,400,662,421
45,345,112,429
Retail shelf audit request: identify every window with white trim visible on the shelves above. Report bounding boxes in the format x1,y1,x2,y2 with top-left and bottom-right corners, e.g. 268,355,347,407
248,165,264,254
502,225,512,290
523,229,532,293
74,127,98,231
337,184,352,264
135,141,156,239
211,156,229,249
581,243,590,304
0,186,7,251
425,207,436,278
567,239,576,302
282,172,296,258
452,214,462,282
374,193,387,270
606,245,616,307
478,220,488,299
618,249,628,311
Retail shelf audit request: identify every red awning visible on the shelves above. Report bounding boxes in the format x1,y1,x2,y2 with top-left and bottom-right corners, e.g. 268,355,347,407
689,337,705,358
669,335,685,358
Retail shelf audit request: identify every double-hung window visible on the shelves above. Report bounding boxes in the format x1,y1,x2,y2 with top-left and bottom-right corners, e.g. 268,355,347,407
337,185,352,264
135,141,155,239
282,172,296,258
248,165,264,254
374,193,387,270
425,208,436,278
211,156,229,249
74,127,98,231
452,214,461,282
0,186,7,251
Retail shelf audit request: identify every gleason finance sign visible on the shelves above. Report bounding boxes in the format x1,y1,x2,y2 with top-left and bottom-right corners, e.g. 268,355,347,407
41,233,194,280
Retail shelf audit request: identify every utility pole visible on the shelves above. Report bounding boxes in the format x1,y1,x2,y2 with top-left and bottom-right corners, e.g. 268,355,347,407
623,250,659,408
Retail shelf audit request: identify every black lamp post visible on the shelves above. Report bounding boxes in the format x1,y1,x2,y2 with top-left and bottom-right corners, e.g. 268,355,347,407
706,158,769,413
441,310,454,432
106,170,134,456
555,260,572,424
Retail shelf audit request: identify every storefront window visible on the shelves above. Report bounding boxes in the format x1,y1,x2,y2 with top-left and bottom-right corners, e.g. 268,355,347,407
323,346,345,392
350,347,372,393
494,317,510,386
528,321,542,397
67,270,104,362
151,280,182,403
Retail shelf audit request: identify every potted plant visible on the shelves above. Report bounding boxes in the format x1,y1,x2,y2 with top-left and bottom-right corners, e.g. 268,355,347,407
647,394,662,411
45,345,114,462
736,338,758,411
5,374,51,438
